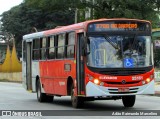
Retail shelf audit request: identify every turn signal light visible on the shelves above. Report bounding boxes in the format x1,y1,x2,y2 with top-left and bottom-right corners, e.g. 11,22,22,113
142,80,145,85
100,82,104,86
89,76,93,80
150,74,154,79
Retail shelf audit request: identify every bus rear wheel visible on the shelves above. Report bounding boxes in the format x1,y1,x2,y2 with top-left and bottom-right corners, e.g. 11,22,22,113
36,80,53,102
71,84,84,108
122,95,136,107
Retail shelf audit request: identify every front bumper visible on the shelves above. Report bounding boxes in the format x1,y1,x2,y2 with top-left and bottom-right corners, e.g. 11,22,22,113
86,80,155,97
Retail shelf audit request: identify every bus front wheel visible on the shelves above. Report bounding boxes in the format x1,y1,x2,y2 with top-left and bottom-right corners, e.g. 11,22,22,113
71,84,84,108
122,95,136,107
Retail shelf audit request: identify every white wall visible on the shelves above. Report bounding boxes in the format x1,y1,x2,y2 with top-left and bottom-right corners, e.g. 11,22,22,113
0,72,22,82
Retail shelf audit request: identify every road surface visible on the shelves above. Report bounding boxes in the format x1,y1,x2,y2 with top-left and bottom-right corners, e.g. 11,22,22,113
0,82,160,119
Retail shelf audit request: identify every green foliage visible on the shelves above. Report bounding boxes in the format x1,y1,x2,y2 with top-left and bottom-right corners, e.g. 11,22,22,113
1,1,75,45
1,4,42,45
0,0,160,45
83,0,160,28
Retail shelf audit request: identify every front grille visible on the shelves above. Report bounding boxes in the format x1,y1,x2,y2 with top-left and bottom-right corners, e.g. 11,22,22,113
105,81,141,85
99,69,146,76
109,91,137,94
130,88,139,90
88,66,153,76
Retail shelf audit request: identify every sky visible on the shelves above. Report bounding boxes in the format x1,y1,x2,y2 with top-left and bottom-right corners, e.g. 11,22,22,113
0,0,23,15
0,0,23,43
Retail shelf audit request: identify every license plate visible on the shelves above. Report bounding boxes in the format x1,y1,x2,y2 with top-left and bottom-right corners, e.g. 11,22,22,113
118,88,129,92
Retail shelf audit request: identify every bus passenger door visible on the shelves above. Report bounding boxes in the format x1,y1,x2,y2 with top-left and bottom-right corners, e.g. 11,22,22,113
26,41,32,91
22,40,27,89
76,33,85,95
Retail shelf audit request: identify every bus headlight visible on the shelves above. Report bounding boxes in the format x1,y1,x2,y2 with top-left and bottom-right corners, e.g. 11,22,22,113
94,79,100,85
142,78,151,85
146,78,151,83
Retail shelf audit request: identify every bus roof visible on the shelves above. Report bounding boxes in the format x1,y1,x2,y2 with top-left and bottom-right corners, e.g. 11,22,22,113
23,18,151,40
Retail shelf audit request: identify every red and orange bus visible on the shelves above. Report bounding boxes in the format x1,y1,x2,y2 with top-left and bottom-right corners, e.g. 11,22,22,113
22,18,154,108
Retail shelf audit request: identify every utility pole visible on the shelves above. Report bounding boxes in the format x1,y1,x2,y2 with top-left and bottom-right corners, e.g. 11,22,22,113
75,8,78,23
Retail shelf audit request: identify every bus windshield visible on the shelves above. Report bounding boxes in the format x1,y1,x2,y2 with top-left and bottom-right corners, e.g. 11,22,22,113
87,35,152,68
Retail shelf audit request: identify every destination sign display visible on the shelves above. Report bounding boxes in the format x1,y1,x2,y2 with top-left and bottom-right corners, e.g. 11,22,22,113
96,23,137,29
88,21,150,32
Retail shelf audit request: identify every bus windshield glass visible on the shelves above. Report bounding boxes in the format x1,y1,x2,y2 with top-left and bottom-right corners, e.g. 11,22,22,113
87,35,152,68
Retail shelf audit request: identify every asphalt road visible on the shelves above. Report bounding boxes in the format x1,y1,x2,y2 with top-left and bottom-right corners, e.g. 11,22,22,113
0,82,160,119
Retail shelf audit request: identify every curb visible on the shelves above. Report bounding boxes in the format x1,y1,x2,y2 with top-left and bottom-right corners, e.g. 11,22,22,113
155,82,160,85
148,91,160,97
155,91,160,96
155,82,160,96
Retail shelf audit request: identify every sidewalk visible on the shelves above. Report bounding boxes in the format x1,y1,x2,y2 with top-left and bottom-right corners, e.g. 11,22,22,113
155,82,160,96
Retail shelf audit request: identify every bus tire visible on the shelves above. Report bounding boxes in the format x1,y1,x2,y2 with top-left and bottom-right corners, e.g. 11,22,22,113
46,95,54,102
122,95,136,107
36,80,53,102
71,84,84,108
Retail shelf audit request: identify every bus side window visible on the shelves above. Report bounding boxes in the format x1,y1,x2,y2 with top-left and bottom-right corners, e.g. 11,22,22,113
46,37,50,59
57,34,65,59
41,37,47,60
49,36,55,59
33,38,40,60
67,32,75,58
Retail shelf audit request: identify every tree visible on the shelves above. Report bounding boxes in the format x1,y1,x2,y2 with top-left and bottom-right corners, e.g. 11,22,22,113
1,0,160,46
1,1,76,46
1,4,43,46
83,0,160,28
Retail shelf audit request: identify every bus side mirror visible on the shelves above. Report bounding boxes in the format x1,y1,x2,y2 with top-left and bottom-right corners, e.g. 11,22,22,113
83,37,90,56
85,48,90,56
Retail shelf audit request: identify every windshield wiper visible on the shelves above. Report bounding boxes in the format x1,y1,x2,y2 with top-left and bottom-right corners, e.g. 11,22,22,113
130,34,137,55
104,36,119,49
